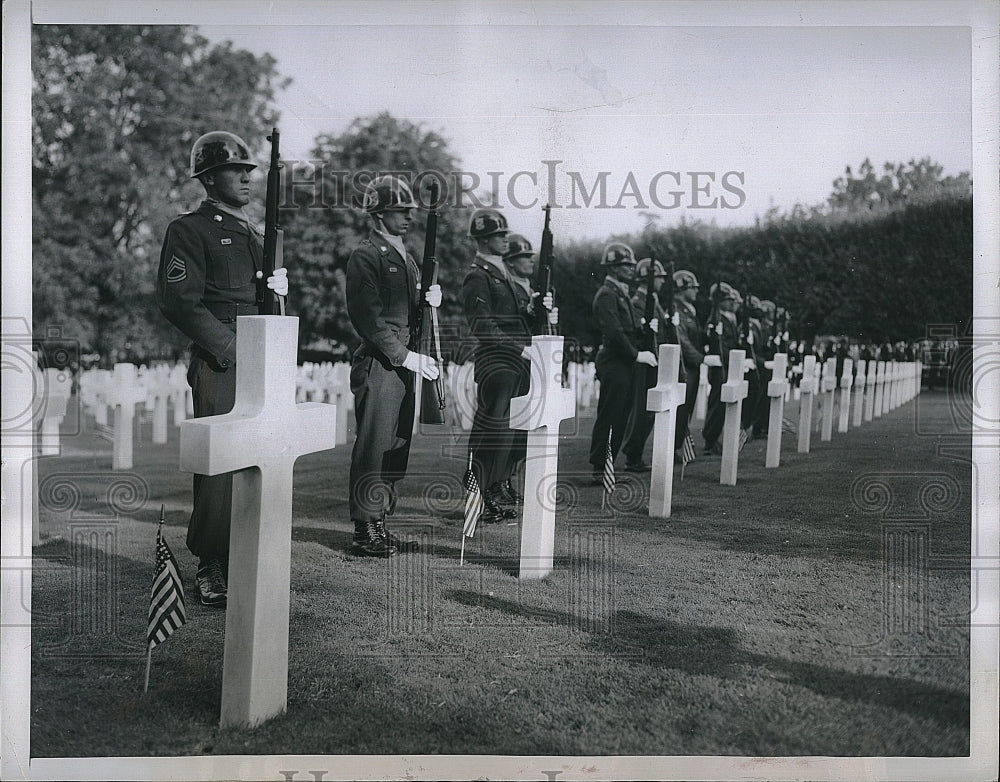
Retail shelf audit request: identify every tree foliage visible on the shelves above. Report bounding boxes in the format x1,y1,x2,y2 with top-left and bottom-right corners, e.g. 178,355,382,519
32,25,287,362
545,161,972,347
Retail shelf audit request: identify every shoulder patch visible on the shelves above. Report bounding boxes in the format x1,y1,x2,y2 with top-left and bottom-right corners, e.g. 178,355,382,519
165,255,187,283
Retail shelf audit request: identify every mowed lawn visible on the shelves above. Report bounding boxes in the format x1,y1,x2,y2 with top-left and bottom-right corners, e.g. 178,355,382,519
30,387,971,758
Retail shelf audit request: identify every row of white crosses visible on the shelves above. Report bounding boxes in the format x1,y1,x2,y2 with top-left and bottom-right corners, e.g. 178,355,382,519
640,348,924,520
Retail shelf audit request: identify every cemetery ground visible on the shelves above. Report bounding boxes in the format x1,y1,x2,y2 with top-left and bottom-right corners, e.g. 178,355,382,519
30,388,970,758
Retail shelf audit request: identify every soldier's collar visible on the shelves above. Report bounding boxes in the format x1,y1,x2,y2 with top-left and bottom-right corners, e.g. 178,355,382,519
604,275,630,296
474,252,509,277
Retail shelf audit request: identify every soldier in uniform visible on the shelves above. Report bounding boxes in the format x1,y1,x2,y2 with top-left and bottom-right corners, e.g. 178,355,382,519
739,294,765,439
156,130,289,606
345,175,442,557
621,258,665,471
701,281,741,456
463,212,553,523
588,243,658,484
501,234,558,503
750,298,777,438
672,269,704,445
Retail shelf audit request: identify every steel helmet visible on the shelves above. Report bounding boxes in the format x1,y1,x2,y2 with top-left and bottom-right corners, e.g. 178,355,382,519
190,131,257,178
468,208,510,238
759,299,776,316
600,242,637,266
673,269,700,290
504,234,534,260
635,258,667,278
362,175,418,213
710,281,740,302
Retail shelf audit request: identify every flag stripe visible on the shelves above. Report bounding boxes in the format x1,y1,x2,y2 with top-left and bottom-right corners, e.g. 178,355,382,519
147,528,186,650
602,429,615,495
680,433,696,465
463,465,483,538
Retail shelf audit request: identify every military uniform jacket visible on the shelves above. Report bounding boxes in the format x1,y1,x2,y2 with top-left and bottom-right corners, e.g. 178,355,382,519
346,230,421,367
593,277,640,370
462,255,531,379
156,200,264,368
674,300,705,370
706,311,741,368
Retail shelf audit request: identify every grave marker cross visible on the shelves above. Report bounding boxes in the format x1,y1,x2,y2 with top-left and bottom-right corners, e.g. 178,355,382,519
646,344,686,517
179,316,337,728
719,349,749,486
510,335,576,580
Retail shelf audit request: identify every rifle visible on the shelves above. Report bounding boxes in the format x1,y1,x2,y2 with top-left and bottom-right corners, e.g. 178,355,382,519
260,127,285,316
418,180,446,424
532,204,555,335
641,259,658,353
660,259,678,345
708,275,724,360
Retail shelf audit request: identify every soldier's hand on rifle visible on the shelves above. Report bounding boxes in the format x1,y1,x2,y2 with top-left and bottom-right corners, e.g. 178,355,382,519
424,283,442,308
636,350,658,367
402,350,440,381
547,306,559,326
647,317,659,334
263,267,288,297
541,291,554,311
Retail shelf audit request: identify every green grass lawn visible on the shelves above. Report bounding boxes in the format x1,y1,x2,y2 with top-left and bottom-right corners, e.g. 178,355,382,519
30,389,971,758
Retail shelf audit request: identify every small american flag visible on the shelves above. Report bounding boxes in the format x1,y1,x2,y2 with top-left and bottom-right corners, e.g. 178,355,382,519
602,429,615,500
781,415,796,433
680,433,696,465
462,465,484,539
147,517,186,650
738,427,751,452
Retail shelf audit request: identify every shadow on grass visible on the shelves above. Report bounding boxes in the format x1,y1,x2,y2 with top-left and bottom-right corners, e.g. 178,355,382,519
446,589,969,730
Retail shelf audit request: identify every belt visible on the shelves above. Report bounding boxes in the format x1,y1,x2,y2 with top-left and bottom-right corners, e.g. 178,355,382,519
205,301,260,323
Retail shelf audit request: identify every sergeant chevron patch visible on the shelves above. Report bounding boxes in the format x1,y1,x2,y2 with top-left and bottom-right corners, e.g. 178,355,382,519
165,254,187,283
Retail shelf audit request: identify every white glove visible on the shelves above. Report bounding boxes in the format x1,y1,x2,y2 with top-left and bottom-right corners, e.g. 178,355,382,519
647,317,659,334
547,306,559,326
265,267,288,297
636,350,658,367
541,291,554,311
402,351,440,380
424,283,442,308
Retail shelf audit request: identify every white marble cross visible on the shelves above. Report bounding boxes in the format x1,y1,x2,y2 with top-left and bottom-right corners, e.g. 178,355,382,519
168,364,191,426
764,353,789,468
820,357,837,442
179,316,337,728
837,358,854,434
797,355,818,454
694,361,709,422
145,365,171,445
646,344,686,517
852,359,867,428
107,363,146,470
510,335,576,580
38,367,72,456
864,359,878,422
873,360,887,418
719,349,749,486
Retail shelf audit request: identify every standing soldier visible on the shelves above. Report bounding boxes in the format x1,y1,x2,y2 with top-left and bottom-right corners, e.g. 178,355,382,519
740,294,765,440
671,269,704,447
345,175,442,557
588,243,658,484
463,210,544,523
156,130,289,606
621,258,665,471
702,281,741,456
750,298,777,438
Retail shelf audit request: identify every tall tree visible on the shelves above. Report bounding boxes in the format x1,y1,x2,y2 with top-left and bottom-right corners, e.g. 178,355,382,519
828,156,971,212
32,25,288,362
